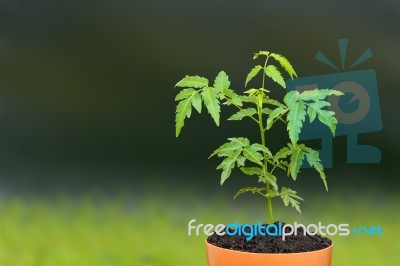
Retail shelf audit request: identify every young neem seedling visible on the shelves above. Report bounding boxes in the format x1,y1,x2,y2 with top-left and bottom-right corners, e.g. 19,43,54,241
174,51,342,222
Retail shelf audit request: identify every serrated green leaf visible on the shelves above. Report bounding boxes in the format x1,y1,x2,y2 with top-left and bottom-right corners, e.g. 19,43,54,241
298,89,343,101
220,169,232,186
175,97,193,137
234,187,267,199
240,95,258,104
307,100,331,123
275,147,292,161
236,155,246,167
201,87,221,126
244,88,258,95
222,88,242,106
217,150,242,185
306,100,338,135
316,168,328,191
240,167,263,176
305,150,328,191
307,105,317,123
262,108,272,115
259,172,278,191
266,189,280,199
245,65,262,87
175,88,196,101
270,53,298,79
175,75,208,88
286,99,307,144
253,51,270,59
209,140,244,158
264,65,286,88
228,108,257,121
228,137,250,147
214,71,230,93
308,100,331,109
316,109,338,135
266,107,286,130
280,187,303,213
251,143,272,156
284,90,299,106
305,149,322,169
191,91,202,113
289,146,305,180
243,145,263,166
264,98,286,108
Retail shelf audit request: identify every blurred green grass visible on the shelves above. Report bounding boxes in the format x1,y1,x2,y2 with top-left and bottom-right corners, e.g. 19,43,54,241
0,192,398,266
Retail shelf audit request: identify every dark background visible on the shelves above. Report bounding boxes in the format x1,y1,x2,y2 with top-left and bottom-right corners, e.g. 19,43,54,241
0,0,398,197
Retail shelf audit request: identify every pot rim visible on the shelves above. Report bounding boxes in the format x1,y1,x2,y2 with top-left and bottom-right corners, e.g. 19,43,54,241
206,240,333,256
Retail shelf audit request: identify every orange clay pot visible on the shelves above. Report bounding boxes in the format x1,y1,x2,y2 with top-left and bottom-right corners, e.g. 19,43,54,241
206,241,332,266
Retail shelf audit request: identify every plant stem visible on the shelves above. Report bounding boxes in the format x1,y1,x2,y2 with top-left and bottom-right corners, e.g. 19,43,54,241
261,56,269,90
257,92,274,223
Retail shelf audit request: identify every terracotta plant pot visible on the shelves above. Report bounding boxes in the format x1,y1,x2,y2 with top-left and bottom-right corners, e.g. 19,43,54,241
206,241,332,266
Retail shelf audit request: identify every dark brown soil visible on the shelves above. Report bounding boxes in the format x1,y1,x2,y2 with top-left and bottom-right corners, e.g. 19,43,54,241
207,222,332,253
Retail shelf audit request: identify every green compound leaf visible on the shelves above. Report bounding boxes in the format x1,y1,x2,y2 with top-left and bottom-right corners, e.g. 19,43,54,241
245,65,263,87
228,108,257,121
234,187,267,199
175,75,209,88
289,145,305,180
305,149,328,191
264,65,286,89
270,53,298,79
240,167,263,176
280,187,303,213
213,71,230,93
201,87,221,126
